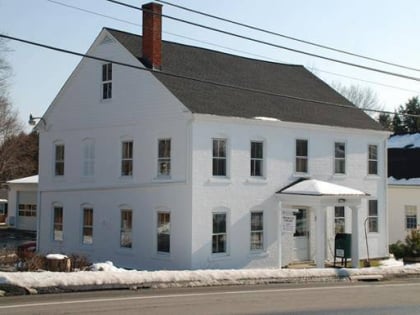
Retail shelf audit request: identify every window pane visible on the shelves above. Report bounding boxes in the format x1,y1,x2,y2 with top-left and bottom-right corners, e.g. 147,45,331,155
212,158,226,176
159,139,171,158
251,142,263,159
120,210,132,248
213,213,226,233
335,159,345,174
335,143,345,158
53,207,63,241
368,161,377,175
296,157,308,173
369,145,377,160
369,200,378,216
157,212,170,253
296,140,307,157
158,139,171,176
251,212,263,231
212,234,226,253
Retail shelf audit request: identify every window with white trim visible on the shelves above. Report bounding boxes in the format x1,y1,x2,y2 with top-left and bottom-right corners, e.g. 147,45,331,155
250,141,263,177
212,138,227,176
212,213,227,253
158,139,171,177
120,209,133,248
157,212,170,253
82,207,93,245
250,211,264,250
18,204,36,217
295,139,308,173
53,206,63,241
82,139,95,177
405,205,417,230
368,200,378,233
334,206,345,234
368,144,378,175
102,63,112,100
54,143,65,176
121,140,133,176
334,142,346,174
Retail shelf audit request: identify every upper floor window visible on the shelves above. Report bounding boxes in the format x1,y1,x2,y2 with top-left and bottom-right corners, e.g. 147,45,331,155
53,206,63,241
405,205,417,230
82,207,93,245
368,200,378,233
121,140,133,176
55,144,65,176
102,63,112,100
212,212,227,254
250,211,264,250
250,141,263,177
120,209,133,248
212,138,227,176
82,139,95,177
295,139,308,173
334,206,345,234
158,139,171,177
368,144,378,175
334,142,346,174
157,212,170,253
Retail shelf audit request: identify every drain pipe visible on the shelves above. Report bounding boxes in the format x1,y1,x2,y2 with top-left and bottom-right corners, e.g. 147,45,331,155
363,217,370,267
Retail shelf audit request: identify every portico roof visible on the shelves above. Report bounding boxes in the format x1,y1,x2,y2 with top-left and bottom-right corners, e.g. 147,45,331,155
277,178,368,197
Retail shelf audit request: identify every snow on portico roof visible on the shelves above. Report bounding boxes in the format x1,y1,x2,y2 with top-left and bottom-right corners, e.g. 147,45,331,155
388,133,420,149
277,179,368,196
6,175,38,184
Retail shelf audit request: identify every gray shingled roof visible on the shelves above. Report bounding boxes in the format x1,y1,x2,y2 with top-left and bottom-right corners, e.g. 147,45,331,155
107,28,383,131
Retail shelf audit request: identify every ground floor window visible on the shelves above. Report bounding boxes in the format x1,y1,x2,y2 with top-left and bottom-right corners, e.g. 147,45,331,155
368,200,378,233
53,206,63,241
250,211,263,250
405,205,417,230
212,213,227,253
18,204,36,217
157,212,170,253
82,207,93,245
334,206,345,234
120,209,133,248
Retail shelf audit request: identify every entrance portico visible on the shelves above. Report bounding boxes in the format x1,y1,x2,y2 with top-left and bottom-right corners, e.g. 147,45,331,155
277,179,368,268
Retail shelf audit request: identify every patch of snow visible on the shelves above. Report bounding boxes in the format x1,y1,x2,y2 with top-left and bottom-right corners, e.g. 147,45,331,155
388,134,420,149
45,254,68,260
280,179,367,196
253,116,279,122
378,256,404,267
388,176,420,186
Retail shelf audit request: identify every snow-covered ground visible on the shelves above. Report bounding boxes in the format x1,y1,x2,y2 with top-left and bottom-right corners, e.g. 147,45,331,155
1,257,420,291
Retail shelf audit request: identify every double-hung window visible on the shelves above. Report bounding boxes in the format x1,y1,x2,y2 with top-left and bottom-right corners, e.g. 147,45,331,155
212,213,227,254
120,209,133,248
102,63,112,100
212,138,227,176
405,205,417,230
55,144,65,176
157,212,170,253
53,206,63,241
368,145,378,175
250,141,263,177
295,139,308,173
334,206,345,234
82,207,93,245
250,211,264,250
158,139,171,177
121,140,133,176
334,142,346,174
368,200,378,233
82,139,95,177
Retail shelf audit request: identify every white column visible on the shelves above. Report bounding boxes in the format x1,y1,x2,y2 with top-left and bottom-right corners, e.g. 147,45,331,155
315,206,326,268
277,201,283,268
351,206,360,268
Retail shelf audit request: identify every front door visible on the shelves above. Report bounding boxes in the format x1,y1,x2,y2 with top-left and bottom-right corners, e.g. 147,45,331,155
293,208,309,261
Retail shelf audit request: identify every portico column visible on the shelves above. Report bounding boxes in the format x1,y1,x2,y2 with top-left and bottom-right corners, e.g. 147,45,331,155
315,206,326,268
350,206,360,268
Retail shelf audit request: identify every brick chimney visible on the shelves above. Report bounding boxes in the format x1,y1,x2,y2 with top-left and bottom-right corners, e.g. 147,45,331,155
142,2,162,70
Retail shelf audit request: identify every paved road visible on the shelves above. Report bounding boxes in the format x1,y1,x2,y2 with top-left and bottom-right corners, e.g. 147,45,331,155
1,280,420,314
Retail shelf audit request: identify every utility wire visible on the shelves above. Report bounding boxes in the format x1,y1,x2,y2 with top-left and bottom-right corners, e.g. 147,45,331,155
1,33,419,118
105,0,420,83
47,0,419,95
156,0,420,73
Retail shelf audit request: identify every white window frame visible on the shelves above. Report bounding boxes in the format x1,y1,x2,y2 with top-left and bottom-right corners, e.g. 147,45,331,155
334,206,345,234
368,200,378,233
334,142,346,175
250,141,264,177
53,205,63,241
121,140,133,177
120,209,133,248
295,139,308,174
18,204,37,217
212,138,227,177
54,143,65,176
157,211,170,253
368,144,378,175
157,138,171,177
405,205,417,230
250,211,264,251
102,63,112,100
212,212,227,254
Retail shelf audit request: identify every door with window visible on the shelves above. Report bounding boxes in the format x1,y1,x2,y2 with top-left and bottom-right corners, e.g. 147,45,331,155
293,208,309,261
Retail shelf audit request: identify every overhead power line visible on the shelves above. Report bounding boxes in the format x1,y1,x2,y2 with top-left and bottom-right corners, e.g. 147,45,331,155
1,33,419,119
105,0,420,83
156,0,420,74
47,0,420,94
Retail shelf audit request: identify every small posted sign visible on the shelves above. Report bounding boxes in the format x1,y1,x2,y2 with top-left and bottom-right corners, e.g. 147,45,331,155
282,214,296,233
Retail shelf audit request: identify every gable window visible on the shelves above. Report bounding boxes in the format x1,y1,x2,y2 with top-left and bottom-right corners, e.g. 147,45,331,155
368,200,378,233
212,138,227,176
295,139,308,173
102,63,112,100
82,207,93,245
82,139,95,177
405,205,417,230
334,142,346,174
334,206,345,234
250,211,264,250
158,139,171,177
157,212,170,253
53,206,63,241
368,144,378,175
121,140,133,176
250,141,263,177
212,213,227,253
120,209,133,248
55,144,65,176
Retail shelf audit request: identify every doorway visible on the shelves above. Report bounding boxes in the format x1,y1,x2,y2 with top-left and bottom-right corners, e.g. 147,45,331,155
293,208,309,261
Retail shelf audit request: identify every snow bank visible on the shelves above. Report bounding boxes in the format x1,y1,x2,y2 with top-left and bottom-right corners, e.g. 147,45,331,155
388,177,420,186
388,133,420,149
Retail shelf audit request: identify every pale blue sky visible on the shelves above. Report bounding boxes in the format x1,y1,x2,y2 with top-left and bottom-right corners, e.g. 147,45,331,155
1,0,419,129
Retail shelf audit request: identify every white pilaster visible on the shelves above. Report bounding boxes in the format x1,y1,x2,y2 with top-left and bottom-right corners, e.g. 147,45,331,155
315,206,326,268
351,206,360,268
